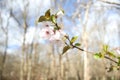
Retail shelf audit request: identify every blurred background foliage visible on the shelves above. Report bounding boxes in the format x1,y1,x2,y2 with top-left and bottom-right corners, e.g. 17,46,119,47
0,0,120,80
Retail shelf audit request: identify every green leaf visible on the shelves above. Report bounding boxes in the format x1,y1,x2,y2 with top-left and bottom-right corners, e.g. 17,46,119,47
70,36,78,44
93,53,102,59
107,51,116,58
75,43,81,46
38,9,51,22
62,46,70,54
38,16,47,22
103,45,109,52
117,60,120,66
117,56,120,60
45,9,51,19
51,15,56,23
117,57,120,66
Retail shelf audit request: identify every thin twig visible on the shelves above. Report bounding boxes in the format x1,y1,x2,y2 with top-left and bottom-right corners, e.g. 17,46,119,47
104,56,118,64
99,0,120,6
64,40,119,65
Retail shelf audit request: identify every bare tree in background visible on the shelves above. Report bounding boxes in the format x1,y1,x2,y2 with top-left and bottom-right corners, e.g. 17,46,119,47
82,2,92,80
0,11,10,80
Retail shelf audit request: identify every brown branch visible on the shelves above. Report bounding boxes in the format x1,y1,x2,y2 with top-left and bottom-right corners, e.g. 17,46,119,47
68,41,119,65
72,45,84,51
99,0,120,6
10,9,21,26
104,56,118,64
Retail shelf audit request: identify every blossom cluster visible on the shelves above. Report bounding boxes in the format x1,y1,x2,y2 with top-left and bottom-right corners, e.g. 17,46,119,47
39,23,66,41
39,9,66,41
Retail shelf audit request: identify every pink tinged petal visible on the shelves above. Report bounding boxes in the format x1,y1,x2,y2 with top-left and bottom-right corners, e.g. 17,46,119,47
41,22,53,28
40,27,54,39
49,31,61,41
49,30,66,41
40,26,66,41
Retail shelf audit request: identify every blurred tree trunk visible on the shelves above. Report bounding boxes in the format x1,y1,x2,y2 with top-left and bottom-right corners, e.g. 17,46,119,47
0,16,9,80
20,2,31,79
65,53,70,80
20,24,27,80
46,53,51,79
48,44,57,80
82,27,89,80
83,34,89,80
82,2,91,80
76,60,81,80
58,54,64,80
32,43,39,80
20,10,28,80
0,30,8,80
27,43,34,80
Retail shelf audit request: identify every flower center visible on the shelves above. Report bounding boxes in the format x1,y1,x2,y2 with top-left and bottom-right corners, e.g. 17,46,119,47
45,24,49,27
46,31,50,34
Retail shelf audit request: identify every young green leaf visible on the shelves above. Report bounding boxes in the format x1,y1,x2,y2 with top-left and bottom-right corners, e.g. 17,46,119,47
45,9,51,19
117,60,120,66
38,9,51,22
103,45,109,52
117,57,120,66
117,56,120,60
51,15,56,23
93,53,102,59
38,16,46,22
70,36,78,44
62,46,70,54
75,43,81,46
107,51,116,58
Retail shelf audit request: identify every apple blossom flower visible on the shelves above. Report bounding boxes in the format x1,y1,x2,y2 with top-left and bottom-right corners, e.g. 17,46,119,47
39,19,66,41
39,27,54,39
49,30,66,41
49,30,61,41
40,26,66,41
